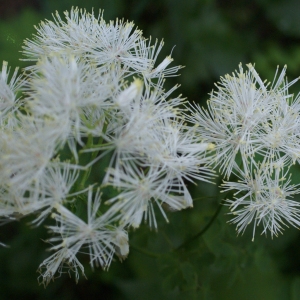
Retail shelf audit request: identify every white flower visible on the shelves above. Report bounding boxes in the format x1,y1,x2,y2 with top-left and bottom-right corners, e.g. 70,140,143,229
0,118,56,190
224,166,300,240
89,19,149,73
114,78,143,112
0,188,35,219
23,8,102,61
26,54,112,145
28,163,79,225
104,164,193,229
37,247,85,287
47,188,129,270
0,61,23,114
0,61,24,128
139,38,183,82
254,88,300,166
0,6,233,286
23,8,151,74
145,118,215,184
96,79,183,183
113,229,129,261
188,64,298,178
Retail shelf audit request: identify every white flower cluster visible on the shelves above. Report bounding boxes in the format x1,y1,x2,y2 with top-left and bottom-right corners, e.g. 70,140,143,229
0,8,214,286
189,63,300,240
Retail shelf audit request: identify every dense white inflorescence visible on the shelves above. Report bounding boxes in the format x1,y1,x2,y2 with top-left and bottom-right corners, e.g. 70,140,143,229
0,8,215,286
188,63,300,239
2,7,300,287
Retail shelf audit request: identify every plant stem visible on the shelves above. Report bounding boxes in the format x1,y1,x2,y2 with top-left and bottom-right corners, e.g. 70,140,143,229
175,199,225,251
130,244,162,258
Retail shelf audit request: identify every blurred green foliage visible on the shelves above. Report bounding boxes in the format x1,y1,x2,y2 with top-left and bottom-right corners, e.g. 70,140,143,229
1,0,300,299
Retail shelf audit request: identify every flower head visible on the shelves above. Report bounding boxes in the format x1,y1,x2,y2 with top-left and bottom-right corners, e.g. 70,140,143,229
47,188,129,270
189,64,299,178
224,166,300,240
37,247,85,287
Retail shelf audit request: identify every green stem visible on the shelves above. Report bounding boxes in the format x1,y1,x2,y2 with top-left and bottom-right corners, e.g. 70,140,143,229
130,244,161,258
130,199,225,257
175,199,225,251
78,138,93,190
78,134,106,190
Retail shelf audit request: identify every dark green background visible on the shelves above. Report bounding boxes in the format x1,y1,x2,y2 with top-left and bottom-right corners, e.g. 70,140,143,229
1,0,300,299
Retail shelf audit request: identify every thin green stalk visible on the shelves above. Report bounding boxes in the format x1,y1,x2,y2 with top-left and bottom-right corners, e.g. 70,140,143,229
175,199,225,251
130,244,162,258
78,126,107,190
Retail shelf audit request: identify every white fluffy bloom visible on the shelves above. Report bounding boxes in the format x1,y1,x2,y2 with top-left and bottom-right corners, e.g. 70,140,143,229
254,88,300,165
22,8,152,74
146,118,215,183
28,163,79,225
188,64,298,178
47,188,129,270
22,7,183,87
0,6,223,285
115,78,143,109
0,119,56,191
223,166,300,240
37,247,85,287
26,54,112,145
104,164,193,229
139,38,183,82
0,61,24,128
